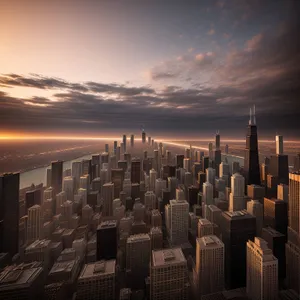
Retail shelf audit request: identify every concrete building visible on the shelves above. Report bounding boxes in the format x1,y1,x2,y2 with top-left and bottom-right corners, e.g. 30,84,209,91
102,182,114,216
247,200,263,236
62,176,75,201
27,204,42,243
126,234,151,289
229,173,245,212
169,199,189,245
202,182,214,207
150,248,189,300
195,235,224,296
144,191,156,210
149,169,157,192
155,178,167,198
77,260,116,300
198,218,214,238
247,237,278,300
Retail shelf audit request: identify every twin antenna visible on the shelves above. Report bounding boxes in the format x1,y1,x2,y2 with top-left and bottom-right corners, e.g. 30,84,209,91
249,104,256,125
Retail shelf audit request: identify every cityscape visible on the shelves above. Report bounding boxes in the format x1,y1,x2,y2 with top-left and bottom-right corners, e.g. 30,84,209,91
1,1,300,299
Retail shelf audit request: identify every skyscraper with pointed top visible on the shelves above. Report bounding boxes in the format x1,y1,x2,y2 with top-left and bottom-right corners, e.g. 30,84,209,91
244,105,261,185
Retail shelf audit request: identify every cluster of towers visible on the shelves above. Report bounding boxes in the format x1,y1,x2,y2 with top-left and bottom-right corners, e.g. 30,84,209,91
0,107,299,300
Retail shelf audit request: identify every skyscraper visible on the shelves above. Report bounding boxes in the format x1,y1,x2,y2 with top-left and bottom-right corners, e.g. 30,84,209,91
229,173,245,212
0,173,20,256
247,237,278,300
195,235,224,296
123,134,127,152
27,204,42,243
51,160,63,194
131,159,141,184
150,248,189,300
111,168,124,198
142,130,146,144
130,134,134,147
214,131,221,177
102,182,114,216
244,105,261,185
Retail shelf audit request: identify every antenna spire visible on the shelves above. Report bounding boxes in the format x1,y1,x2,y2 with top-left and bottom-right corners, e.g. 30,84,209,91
249,107,252,125
253,104,256,125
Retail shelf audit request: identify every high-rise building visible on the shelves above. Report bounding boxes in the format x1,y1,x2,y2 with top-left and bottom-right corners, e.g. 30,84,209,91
62,176,74,201
195,235,224,296
102,182,114,216
126,233,150,289
229,173,245,212
262,227,286,281
142,130,146,144
202,182,214,207
276,135,283,155
97,220,117,260
206,167,215,185
77,260,116,300
131,159,141,184
111,168,124,198
263,197,288,236
183,158,191,172
167,177,177,199
144,191,156,210
0,173,20,256
149,169,157,192
25,189,41,213
169,199,189,245
51,160,63,195
123,134,127,152
220,210,256,289
294,153,300,171
175,154,184,168
150,248,189,300
277,183,289,202
198,218,214,238
247,200,263,236
286,172,300,294
246,237,278,300
247,184,265,203
27,204,42,243
244,105,261,185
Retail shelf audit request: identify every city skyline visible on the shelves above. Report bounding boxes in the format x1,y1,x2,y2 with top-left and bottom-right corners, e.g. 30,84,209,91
1,0,300,138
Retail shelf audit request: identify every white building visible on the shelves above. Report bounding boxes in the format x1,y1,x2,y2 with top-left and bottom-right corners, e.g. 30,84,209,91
229,173,245,212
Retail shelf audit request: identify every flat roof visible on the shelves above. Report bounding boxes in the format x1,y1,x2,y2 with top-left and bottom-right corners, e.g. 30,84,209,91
197,235,224,248
222,210,253,220
78,260,116,279
127,234,150,243
198,218,213,226
262,227,285,237
152,247,186,267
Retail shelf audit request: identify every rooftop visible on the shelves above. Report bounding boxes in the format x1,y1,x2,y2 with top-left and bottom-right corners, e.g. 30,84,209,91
127,234,150,243
197,235,224,248
262,227,285,237
78,260,116,279
98,220,117,229
152,247,186,267
49,260,77,275
198,218,213,226
223,210,252,219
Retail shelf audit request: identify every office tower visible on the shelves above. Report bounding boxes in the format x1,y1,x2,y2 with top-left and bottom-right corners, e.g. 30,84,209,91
123,178,132,197
91,177,101,193
51,160,63,194
184,172,193,188
150,248,189,300
229,173,245,212
175,154,184,168
131,159,141,184
247,200,263,236
215,178,226,193
91,154,100,166
126,234,151,289
56,190,67,214
220,210,256,289
202,182,213,206
247,184,265,203
269,135,289,185
149,169,157,192
206,167,215,185
61,200,73,227
25,189,41,213
277,183,288,201
82,159,92,179
79,175,89,191
263,197,288,235
129,134,134,148
262,227,286,281
195,235,224,296
192,162,201,180
27,204,42,243
167,177,177,199
143,150,148,160
155,178,166,198
0,173,19,256
202,156,210,172
176,188,185,201
77,260,116,300
46,168,52,187
206,205,222,226
118,160,128,173
188,186,198,208
267,174,279,198
110,155,117,170
102,182,114,216
197,171,206,192
78,188,87,207
149,227,163,250
151,209,162,227
247,237,278,300
244,105,261,185
111,168,124,198
144,191,156,210
113,140,118,154
0,262,44,299
123,134,127,151
185,148,191,159
225,144,229,154
183,158,191,172
169,199,189,245
219,160,230,178
104,143,109,153
131,183,140,201
208,142,213,160
198,218,214,238
62,176,74,201
232,161,240,175
116,146,121,161
286,172,300,294
142,130,146,144
97,220,117,260
72,161,82,191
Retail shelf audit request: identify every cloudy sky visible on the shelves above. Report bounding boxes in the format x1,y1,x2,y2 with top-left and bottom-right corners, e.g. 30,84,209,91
0,0,299,139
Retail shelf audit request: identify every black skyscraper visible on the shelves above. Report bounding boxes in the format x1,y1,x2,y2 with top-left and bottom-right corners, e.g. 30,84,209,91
142,130,146,144
244,105,261,185
0,173,20,256
96,220,117,260
51,160,63,195
131,159,141,184
175,154,184,168
220,210,256,289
